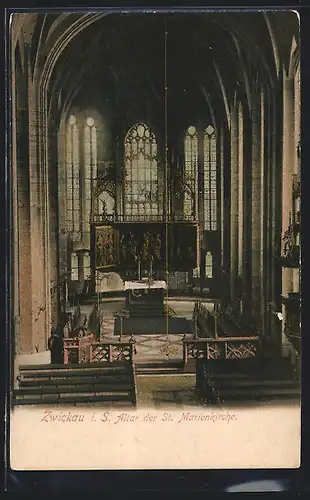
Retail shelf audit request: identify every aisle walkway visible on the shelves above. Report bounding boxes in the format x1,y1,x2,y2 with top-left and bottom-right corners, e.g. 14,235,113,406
136,374,198,408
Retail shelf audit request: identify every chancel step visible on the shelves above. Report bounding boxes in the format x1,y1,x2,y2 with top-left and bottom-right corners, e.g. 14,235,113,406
136,360,195,375
196,356,300,404
13,361,137,406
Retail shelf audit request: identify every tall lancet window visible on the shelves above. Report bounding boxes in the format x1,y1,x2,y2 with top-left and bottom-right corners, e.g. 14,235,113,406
204,125,217,230
124,123,159,217
66,115,80,235
184,126,198,218
84,117,97,231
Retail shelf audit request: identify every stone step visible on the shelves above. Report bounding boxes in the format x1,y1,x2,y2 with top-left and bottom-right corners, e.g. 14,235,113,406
20,374,132,387
15,383,134,395
211,379,300,389
136,366,183,374
218,387,300,399
136,360,195,375
13,392,135,406
19,361,129,371
18,365,132,379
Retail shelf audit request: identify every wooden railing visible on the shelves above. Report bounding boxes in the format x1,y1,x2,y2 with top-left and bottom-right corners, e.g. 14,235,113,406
63,338,135,364
182,336,260,364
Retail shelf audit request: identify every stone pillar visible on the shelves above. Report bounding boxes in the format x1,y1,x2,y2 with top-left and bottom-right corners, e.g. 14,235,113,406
28,76,47,353
230,103,238,305
57,118,68,278
251,90,262,324
293,63,301,294
237,102,244,280
281,77,294,300
260,90,267,336
265,92,272,341
240,103,253,315
16,79,33,355
47,109,60,329
270,86,283,353
11,48,20,356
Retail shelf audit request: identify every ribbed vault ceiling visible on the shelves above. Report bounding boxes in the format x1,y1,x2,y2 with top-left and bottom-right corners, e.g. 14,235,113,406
13,11,300,126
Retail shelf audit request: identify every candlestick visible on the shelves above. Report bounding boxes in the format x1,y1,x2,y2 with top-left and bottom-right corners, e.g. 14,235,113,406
138,255,141,281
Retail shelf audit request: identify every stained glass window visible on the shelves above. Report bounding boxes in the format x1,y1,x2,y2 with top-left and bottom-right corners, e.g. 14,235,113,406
184,126,198,218
66,114,98,235
66,115,80,234
204,125,217,230
124,123,159,217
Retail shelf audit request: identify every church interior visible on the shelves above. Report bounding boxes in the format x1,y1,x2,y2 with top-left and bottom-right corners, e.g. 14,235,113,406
10,11,301,407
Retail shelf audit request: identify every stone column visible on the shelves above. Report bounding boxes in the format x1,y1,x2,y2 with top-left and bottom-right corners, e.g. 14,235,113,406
265,92,272,341
11,48,20,356
260,90,267,336
230,103,238,306
281,76,294,300
251,90,262,324
16,61,33,355
293,63,301,294
47,108,61,330
57,118,68,278
28,76,47,353
270,86,283,353
237,102,244,281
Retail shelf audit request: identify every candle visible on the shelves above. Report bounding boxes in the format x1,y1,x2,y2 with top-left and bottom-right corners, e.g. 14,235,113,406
138,256,141,281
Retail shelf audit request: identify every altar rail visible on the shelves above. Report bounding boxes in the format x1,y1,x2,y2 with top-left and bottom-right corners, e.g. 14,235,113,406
63,338,135,364
183,337,261,364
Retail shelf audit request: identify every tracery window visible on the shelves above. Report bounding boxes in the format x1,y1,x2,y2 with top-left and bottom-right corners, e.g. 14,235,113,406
65,114,98,235
184,126,198,218
124,123,159,217
66,115,80,234
204,125,217,230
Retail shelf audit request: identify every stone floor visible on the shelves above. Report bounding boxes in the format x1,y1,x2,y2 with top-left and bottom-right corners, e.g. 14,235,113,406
136,374,199,408
77,298,215,363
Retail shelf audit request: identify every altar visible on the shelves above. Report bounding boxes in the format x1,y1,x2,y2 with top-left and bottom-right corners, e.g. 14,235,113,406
115,278,193,336
124,279,166,308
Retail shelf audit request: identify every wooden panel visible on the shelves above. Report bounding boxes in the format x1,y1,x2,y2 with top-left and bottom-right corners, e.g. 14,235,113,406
168,223,198,271
91,221,198,273
94,225,117,269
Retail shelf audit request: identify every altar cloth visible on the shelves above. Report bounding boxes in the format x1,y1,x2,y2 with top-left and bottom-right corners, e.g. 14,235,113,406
124,280,167,290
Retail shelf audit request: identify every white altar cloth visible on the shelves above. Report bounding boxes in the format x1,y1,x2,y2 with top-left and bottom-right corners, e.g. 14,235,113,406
124,280,167,290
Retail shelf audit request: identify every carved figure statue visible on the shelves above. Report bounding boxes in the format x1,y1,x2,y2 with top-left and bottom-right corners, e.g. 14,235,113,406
142,232,151,262
283,224,294,258
153,232,162,261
